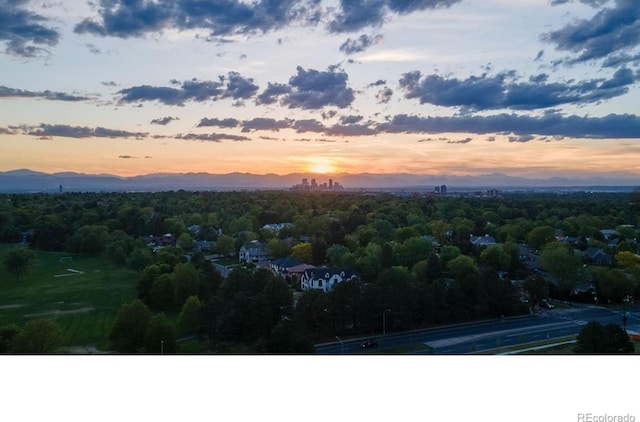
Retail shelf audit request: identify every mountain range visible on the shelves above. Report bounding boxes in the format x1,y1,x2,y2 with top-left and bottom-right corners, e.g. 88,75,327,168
0,169,638,193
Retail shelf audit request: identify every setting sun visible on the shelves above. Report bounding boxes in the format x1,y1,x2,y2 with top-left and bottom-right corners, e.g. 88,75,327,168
308,159,336,174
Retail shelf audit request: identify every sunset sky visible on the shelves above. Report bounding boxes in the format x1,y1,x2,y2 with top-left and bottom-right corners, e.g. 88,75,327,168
2,0,640,180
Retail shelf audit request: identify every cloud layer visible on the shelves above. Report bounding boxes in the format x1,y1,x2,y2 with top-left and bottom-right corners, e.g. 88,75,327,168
0,0,60,57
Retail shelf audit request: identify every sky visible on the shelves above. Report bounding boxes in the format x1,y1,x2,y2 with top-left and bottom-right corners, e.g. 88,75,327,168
1,0,640,180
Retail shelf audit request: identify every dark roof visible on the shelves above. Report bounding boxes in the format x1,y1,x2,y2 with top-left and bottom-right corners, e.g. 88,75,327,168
272,256,303,268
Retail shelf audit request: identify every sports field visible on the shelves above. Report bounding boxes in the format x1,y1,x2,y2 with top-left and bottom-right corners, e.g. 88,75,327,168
0,244,138,350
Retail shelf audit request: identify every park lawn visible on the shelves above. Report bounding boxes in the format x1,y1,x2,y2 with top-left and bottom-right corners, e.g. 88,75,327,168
0,244,139,350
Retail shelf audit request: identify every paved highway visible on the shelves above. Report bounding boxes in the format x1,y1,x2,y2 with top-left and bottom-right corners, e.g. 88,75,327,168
314,303,640,354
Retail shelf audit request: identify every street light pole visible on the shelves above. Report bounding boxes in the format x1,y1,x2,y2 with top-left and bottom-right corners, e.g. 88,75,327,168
161,340,164,355
382,308,391,335
623,296,628,331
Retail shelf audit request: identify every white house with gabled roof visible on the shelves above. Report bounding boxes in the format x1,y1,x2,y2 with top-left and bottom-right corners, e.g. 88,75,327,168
300,267,358,292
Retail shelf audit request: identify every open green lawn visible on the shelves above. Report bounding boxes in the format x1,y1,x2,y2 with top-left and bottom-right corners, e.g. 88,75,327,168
0,244,139,350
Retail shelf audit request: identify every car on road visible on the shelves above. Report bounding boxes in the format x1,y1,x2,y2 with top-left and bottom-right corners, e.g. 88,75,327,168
361,339,378,349
539,300,554,309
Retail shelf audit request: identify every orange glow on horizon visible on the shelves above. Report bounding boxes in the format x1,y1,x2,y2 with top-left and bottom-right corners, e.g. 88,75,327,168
306,157,337,174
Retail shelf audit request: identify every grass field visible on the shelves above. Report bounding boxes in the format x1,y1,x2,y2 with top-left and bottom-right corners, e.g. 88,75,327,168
0,244,139,350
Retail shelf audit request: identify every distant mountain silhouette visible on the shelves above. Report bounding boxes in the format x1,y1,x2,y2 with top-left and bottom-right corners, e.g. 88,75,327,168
0,169,638,193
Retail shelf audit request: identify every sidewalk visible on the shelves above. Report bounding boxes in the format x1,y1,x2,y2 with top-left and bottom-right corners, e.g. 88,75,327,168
497,340,576,355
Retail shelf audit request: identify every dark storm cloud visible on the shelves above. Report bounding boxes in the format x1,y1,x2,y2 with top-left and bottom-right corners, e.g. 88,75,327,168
543,0,640,66
197,117,240,128
255,83,292,105
21,124,147,139
73,0,463,49
74,0,322,38
322,110,337,120
190,108,640,139
0,0,60,57
508,134,536,143
398,68,637,110
176,132,250,142
550,0,611,7
240,117,292,132
0,85,89,102
376,87,393,103
282,66,355,109
151,116,180,125
367,79,386,87
376,112,640,138
223,72,259,99
339,34,382,54
118,72,258,105
328,0,461,33
339,115,363,124
292,119,327,133
447,137,472,144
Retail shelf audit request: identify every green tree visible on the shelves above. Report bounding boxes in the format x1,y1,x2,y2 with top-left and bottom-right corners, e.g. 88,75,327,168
395,226,420,243
108,299,152,352
0,324,21,353
177,232,194,251
11,319,62,353
266,320,314,353
3,247,35,282
144,314,177,353
149,273,176,311
172,263,200,310
539,242,584,288
266,238,291,259
480,245,510,272
178,295,202,336
65,224,109,254
395,236,434,269
439,245,461,267
447,255,479,280
523,274,549,306
215,234,236,256
105,230,134,265
355,242,382,283
526,225,556,250
127,247,154,273
326,244,350,267
574,321,634,354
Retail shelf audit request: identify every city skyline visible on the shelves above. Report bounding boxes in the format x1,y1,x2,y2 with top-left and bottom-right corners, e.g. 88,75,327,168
2,1,640,182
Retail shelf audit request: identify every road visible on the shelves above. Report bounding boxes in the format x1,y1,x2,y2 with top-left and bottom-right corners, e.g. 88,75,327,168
314,302,640,354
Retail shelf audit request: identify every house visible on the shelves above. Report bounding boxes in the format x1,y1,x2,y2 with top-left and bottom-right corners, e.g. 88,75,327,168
194,240,214,253
583,247,613,266
261,223,293,235
422,235,441,249
239,240,270,263
600,229,619,240
470,234,497,248
270,257,304,277
300,267,358,292
287,263,317,285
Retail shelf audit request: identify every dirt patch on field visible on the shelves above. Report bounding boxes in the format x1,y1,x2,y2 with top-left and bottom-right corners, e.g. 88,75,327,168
25,307,94,318
59,346,109,354
54,268,85,278
0,304,23,310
